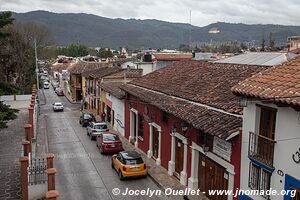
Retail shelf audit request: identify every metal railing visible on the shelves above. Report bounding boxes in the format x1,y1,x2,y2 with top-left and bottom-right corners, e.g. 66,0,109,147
28,157,48,185
248,132,276,167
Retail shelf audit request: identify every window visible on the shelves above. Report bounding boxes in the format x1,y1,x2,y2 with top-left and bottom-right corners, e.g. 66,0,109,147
125,157,144,165
248,162,272,199
162,111,168,123
259,106,277,140
138,114,144,139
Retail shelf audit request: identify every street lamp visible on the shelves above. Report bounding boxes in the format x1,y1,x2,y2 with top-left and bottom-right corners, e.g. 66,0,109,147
34,38,40,115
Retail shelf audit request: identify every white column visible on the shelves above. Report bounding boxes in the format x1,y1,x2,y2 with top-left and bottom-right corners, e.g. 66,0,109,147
156,130,161,165
168,132,175,175
134,115,138,148
180,141,188,185
129,111,133,142
226,169,235,200
147,123,153,158
188,147,199,189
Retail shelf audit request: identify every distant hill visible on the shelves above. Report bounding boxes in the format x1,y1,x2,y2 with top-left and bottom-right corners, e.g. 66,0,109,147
12,10,300,49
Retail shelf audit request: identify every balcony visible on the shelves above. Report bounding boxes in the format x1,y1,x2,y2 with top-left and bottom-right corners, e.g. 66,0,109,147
248,132,276,167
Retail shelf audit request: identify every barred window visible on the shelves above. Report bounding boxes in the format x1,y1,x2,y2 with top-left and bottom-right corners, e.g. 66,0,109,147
138,114,144,139
248,162,272,199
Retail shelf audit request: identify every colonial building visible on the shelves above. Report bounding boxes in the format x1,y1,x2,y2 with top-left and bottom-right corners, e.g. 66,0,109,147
68,61,110,102
152,53,193,69
81,66,122,115
121,60,267,200
232,56,300,200
99,69,142,135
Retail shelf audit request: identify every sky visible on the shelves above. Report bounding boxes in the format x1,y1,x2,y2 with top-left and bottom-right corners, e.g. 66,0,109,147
0,0,299,27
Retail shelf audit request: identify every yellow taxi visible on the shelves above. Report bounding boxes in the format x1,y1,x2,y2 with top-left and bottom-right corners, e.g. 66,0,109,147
111,151,147,180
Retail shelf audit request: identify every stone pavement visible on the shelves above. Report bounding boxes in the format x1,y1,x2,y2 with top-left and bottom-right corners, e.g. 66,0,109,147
0,106,29,200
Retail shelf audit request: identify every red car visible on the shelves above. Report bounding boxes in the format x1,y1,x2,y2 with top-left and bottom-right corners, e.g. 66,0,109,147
96,132,124,154
55,88,64,96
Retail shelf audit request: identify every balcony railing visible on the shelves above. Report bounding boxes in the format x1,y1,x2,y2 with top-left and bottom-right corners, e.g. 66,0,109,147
248,132,276,167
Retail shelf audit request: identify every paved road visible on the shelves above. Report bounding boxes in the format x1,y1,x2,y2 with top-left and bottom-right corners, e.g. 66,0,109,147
42,86,172,200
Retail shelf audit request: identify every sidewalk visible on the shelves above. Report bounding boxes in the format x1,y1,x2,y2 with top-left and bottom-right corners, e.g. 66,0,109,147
107,124,208,200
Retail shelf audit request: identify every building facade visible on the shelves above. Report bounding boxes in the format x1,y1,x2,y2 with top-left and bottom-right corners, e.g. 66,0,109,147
121,60,268,200
232,56,300,200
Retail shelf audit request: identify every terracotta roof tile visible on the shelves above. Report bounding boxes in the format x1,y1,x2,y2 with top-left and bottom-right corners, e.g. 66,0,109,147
232,56,300,106
130,60,268,114
121,84,242,138
69,61,113,75
100,82,126,99
82,66,122,79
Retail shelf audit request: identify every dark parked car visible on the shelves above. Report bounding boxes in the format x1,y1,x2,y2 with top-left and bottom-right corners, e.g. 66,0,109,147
96,132,123,154
79,113,96,127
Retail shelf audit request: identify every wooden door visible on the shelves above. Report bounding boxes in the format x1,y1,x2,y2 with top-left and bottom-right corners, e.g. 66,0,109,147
152,128,159,159
198,153,228,200
175,138,184,175
291,187,300,200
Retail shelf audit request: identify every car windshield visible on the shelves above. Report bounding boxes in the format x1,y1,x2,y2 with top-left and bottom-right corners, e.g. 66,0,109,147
94,124,107,129
83,114,92,119
103,134,119,141
55,103,62,106
125,158,143,165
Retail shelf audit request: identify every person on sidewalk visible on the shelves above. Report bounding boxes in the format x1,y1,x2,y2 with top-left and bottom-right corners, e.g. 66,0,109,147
101,112,106,122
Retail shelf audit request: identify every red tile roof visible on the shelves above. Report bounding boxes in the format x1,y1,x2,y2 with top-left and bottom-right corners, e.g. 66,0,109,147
82,66,122,79
69,61,112,75
131,60,268,114
121,60,267,137
153,53,193,61
100,82,126,99
232,56,300,107
122,84,242,138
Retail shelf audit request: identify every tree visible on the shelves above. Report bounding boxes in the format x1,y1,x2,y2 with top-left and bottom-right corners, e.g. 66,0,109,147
0,11,19,129
0,11,14,38
261,35,265,52
179,44,190,52
0,102,18,128
269,32,275,50
56,44,88,57
97,48,113,58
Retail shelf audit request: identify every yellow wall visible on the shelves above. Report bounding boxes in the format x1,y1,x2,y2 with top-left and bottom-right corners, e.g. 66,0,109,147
82,76,86,99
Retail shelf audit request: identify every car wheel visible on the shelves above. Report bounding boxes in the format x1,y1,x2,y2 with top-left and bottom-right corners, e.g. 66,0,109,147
111,160,114,169
118,170,124,180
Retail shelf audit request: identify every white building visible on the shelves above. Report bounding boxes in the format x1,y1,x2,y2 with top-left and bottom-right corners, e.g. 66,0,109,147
232,56,300,200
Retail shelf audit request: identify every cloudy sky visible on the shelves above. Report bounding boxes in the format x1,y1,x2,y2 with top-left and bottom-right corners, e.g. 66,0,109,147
0,0,299,26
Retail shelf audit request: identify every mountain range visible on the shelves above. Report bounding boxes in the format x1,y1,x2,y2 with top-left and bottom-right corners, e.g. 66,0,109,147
12,10,300,49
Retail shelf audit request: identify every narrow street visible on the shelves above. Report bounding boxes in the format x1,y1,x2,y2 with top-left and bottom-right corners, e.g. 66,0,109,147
41,86,171,200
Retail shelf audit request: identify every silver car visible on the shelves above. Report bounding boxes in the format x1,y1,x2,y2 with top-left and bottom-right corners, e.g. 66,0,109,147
87,122,108,140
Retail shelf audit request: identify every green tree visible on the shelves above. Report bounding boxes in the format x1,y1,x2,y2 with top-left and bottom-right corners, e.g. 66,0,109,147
0,11,14,38
261,35,265,52
56,44,88,57
0,11,19,129
97,48,113,58
0,102,18,128
269,32,275,50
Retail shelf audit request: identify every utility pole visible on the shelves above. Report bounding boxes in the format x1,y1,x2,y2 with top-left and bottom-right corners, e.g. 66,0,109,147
34,38,40,115
189,10,192,51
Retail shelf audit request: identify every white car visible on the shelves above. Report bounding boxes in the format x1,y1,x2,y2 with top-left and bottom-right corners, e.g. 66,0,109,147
87,122,108,140
53,102,64,112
